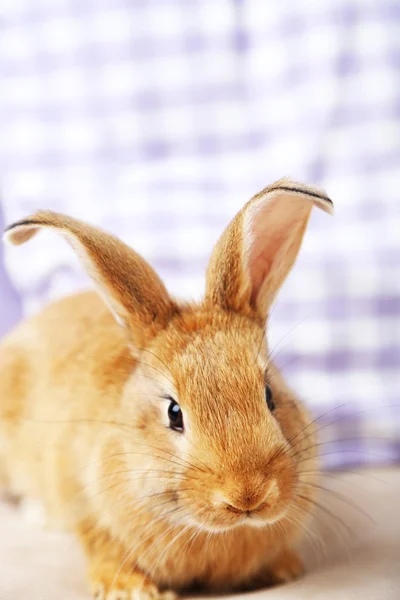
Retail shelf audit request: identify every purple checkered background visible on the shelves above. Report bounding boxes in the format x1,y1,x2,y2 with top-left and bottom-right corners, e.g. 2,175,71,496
0,0,399,469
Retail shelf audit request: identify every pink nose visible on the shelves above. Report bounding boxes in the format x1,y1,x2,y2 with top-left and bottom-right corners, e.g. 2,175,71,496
218,479,280,514
225,500,269,514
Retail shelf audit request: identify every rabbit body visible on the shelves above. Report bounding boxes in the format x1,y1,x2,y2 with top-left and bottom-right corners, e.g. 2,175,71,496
0,180,332,598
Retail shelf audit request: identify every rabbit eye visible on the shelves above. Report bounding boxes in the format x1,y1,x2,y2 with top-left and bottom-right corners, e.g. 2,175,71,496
265,385,275,412
167,399,184,432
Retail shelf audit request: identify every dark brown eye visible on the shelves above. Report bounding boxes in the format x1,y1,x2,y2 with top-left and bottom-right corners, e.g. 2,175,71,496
168,399,183,432
265,385,275,411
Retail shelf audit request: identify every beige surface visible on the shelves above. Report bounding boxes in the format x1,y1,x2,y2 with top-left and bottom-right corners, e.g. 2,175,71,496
0,469,399,600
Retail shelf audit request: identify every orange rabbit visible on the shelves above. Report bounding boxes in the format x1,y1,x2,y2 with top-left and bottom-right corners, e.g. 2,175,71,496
0,179,333,599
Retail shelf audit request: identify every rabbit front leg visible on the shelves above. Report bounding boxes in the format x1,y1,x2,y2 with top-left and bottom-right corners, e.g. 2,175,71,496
89,564,176,600
267,547,304,584
78,521,177,600
246,547,304,590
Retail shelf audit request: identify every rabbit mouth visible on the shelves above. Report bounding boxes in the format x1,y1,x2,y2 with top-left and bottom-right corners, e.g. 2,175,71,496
171,470,296,533
177,502,289,533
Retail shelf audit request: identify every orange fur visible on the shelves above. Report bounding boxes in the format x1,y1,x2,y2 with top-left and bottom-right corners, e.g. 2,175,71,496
0,179,333,599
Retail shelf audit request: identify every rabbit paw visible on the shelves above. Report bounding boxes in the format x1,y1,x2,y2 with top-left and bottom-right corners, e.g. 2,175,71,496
269,548,304,583
91,568,177,600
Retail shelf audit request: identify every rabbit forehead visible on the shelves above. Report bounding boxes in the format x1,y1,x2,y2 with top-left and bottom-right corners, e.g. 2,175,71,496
160,315,281,469
160,309,268,410
177,329,264,383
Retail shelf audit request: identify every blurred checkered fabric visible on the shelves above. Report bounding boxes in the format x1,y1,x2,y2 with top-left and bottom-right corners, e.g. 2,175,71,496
0,0,399,468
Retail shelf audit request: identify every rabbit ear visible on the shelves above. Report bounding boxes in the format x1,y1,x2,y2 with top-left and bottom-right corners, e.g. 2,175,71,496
4,211,177,345
206,178,333,321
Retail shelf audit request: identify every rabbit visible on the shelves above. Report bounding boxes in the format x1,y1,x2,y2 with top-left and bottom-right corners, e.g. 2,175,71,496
0,179,333,600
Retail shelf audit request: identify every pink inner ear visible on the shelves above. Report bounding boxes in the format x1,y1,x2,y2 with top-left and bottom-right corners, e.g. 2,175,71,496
245,195,312,310
4,225,40,246
248,241,271,306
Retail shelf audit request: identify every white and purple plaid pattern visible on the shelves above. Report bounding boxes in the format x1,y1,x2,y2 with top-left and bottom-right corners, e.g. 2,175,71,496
1,0,399,468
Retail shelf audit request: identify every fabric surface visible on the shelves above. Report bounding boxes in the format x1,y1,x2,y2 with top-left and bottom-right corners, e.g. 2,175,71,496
0,0,399,469
0,205,21,338
1,468,399,600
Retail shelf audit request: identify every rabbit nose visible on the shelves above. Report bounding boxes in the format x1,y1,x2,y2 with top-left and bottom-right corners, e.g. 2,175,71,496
225,500,269,514
219,479,280,513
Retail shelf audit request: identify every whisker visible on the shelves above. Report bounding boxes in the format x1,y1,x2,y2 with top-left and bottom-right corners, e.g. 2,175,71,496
255,314,270,364
289,403,400,456
297,493,357,549
285,511,326,567
78,448,206,476
89,492,195,537
290,435,398,462
147,522,194,584
86,448,205,475
62,476,193,510
133,359,176,389
66,468,198,505
20,415,132,433
267,356,300,382
110,506,188,590
272,403,350,465
296,448,398,466
299,468,388,486
264,314,311,370
130,442,211,475
136,347,176,380
288,403,349,449
294,498,356,561
297,479,374,523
